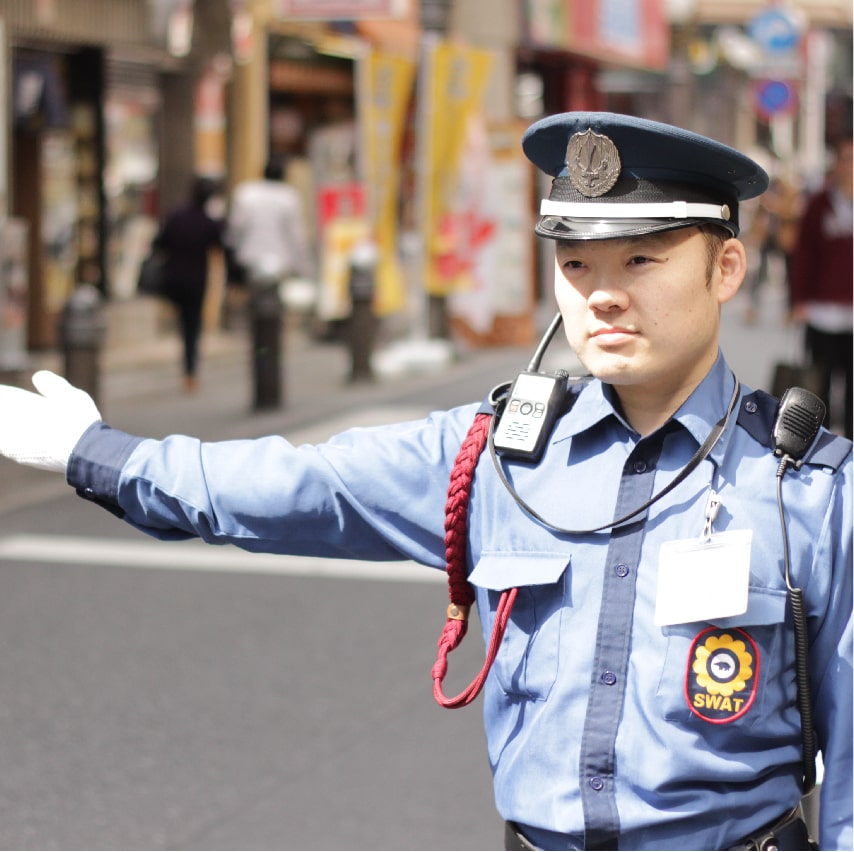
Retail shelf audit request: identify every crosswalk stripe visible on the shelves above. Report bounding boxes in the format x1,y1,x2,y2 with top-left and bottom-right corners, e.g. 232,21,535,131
0,534,445,584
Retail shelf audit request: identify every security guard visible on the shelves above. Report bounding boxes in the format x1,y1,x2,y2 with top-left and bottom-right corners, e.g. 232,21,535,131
0,113,851,850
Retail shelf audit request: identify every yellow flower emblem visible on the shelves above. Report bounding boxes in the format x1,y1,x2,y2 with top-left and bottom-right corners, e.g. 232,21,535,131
692,633,753,696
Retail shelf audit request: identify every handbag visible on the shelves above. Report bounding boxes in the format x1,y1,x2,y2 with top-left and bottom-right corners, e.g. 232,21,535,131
137,251,168,297
770,325,828,400
771,361,828,399
224,244,247,287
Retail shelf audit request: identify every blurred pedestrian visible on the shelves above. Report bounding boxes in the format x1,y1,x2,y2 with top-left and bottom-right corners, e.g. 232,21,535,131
226,156,312,287
742,171,803,323
790,137,853,437
153,176,225,393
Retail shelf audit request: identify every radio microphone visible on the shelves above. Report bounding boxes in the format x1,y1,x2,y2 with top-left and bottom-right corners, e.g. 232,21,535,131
771,387,826,469
771,385,826,796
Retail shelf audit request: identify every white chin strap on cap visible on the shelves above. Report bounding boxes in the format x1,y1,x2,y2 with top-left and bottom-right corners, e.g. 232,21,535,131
539,199,730,221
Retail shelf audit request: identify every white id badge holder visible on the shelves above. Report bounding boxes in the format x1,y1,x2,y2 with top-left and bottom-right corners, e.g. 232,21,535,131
654,491,753,627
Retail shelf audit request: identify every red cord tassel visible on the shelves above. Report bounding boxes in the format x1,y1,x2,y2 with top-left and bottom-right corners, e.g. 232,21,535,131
433,588,518,709
432,412,518,709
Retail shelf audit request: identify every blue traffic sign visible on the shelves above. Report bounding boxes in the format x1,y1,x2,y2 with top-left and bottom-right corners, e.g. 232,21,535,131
748,7,802,54
754,79,797,117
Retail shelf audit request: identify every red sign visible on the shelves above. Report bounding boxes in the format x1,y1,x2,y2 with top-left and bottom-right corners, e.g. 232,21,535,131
317,183,365,231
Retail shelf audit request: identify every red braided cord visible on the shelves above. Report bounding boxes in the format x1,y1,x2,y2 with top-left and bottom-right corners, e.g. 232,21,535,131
443,413,490,609
433,412,519,709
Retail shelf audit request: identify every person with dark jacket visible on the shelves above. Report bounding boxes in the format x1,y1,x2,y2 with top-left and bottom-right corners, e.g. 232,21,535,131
154,177,225,392
789,138,853,437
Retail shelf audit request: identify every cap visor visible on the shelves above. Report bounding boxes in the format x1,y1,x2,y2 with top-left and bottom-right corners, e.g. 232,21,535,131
534,216,730,240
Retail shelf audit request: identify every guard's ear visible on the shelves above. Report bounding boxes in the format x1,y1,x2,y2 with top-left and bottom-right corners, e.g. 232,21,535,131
716,238,747,305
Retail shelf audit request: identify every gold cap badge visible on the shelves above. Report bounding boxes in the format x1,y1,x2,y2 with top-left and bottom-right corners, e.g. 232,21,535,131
567,129,621,197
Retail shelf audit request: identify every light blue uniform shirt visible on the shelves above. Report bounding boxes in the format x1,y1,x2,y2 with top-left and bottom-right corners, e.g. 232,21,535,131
68,354,852,850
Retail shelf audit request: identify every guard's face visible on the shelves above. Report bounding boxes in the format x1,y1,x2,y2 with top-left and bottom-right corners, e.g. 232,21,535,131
554,227,744,405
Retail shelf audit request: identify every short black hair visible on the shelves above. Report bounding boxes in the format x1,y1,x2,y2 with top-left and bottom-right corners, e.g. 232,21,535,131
264,156,288,181
698,223,730,283
191,176,218,207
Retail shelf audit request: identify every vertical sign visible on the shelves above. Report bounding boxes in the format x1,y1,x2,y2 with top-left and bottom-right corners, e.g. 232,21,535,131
358,50,416,316
194,60,228,178
417,40,493,297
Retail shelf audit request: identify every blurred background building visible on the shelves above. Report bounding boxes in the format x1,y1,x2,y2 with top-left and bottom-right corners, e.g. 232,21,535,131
0,0,850,366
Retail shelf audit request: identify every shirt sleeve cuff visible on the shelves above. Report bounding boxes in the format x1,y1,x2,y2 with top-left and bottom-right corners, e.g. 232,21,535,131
66,422,144,518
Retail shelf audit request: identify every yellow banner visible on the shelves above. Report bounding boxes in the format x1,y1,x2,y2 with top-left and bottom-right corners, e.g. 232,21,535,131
358,50,416,316
419,42,494,297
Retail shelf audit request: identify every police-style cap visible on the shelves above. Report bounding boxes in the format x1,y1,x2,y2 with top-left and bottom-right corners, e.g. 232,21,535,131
523,112,769,240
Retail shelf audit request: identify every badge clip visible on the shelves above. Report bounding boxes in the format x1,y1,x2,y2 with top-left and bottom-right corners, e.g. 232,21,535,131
701,490,722,542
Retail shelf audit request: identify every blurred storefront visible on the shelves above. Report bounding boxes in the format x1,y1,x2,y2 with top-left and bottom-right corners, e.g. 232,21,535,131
669,0,852,186
0,0,229,354
252,0,673,345
518,0,670,115
8,38,113,349
0,0,849,362
179,0,854,353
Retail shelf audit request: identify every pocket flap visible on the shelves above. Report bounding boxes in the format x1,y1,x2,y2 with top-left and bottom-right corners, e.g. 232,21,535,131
469,552,570,591
715,586,787,627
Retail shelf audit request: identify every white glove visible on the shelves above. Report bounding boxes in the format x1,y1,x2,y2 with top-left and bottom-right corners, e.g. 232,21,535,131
0,370,101,473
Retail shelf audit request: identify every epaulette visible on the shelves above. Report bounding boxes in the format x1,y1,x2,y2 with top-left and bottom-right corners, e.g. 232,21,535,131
737,389,851,472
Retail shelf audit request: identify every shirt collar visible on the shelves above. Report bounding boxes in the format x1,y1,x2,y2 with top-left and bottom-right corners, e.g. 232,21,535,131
673,354,741,466
557,352,740,465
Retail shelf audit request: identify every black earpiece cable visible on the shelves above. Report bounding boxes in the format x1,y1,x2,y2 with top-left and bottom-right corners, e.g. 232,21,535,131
489,378,741,536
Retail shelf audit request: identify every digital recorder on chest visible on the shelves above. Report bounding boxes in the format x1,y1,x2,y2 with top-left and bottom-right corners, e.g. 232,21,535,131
491,369,569,461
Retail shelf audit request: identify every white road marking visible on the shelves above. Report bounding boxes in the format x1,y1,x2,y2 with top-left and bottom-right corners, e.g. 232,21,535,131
0,534,445,584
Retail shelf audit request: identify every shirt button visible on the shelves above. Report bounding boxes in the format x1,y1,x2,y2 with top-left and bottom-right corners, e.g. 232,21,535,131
614,563,630,578
589,776,605,791
633,460,647,473
745,400,758,414
601,671,617,686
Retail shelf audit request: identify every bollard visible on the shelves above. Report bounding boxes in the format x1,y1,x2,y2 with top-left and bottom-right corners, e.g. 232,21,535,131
347,242,378,383
58,284,106,407
249,274,285,411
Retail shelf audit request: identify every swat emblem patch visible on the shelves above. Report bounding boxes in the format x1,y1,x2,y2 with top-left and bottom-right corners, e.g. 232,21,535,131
685,627,759,724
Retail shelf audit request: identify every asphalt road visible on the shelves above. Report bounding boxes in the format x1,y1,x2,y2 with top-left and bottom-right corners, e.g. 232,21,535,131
0,496,500,850
0,276,812,850
0,335,537,851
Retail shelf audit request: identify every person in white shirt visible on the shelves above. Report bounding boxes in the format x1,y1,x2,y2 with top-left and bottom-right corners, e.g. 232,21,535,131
227,156,313,285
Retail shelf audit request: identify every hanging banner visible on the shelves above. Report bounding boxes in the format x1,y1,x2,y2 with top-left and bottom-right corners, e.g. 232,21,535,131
358,50,416,316
310,123,363,322
445,116,500,334
194,60,228,178
417,41,494,297
449,120,534,338
315,180,367,322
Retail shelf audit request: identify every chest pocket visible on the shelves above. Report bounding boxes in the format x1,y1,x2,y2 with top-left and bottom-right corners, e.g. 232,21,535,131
470,552,570,701
655,587,791,729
